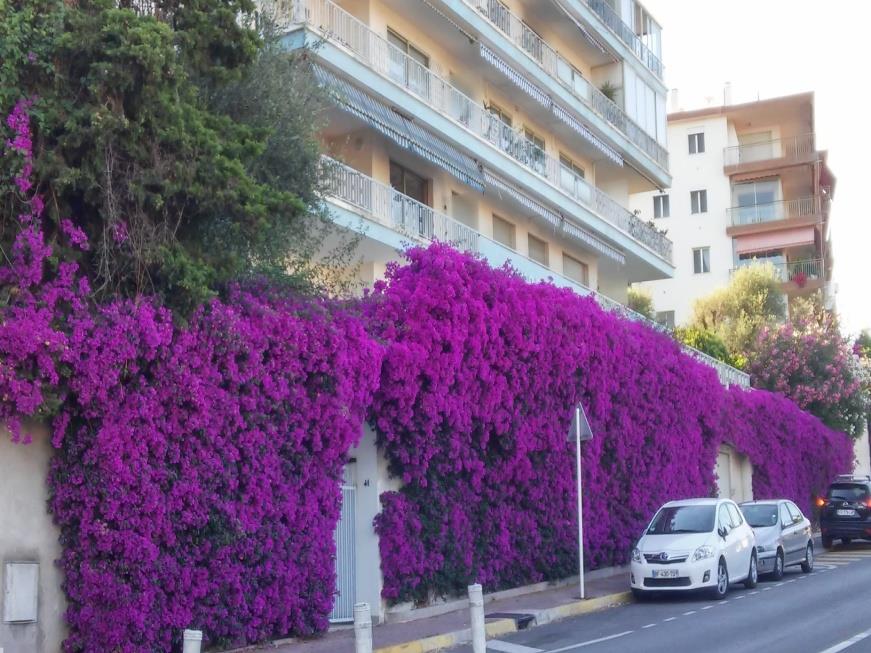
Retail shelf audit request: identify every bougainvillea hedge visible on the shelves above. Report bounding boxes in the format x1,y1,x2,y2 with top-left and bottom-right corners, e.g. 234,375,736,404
368,245,853,604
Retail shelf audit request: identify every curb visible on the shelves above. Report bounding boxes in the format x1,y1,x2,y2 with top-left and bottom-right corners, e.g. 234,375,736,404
373,590,632,653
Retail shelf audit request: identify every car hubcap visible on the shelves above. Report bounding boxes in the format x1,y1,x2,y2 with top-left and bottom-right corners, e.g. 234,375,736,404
718,565,727,593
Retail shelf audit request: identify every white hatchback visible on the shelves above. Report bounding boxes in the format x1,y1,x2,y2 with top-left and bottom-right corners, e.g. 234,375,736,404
630,498,757,600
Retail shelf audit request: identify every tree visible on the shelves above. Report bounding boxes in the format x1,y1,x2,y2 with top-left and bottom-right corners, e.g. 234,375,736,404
690,263,786,356
675,326,745,369
749,307,870,437
627,285,654,320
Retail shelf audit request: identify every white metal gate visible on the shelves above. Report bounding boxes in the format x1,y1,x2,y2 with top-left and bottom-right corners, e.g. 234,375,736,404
330,485,356,622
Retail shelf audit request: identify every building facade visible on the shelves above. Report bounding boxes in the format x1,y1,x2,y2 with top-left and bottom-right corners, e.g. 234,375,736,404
630,92,835,328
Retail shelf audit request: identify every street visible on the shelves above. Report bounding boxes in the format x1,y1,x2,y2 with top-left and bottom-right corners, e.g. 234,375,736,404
452,543,871,653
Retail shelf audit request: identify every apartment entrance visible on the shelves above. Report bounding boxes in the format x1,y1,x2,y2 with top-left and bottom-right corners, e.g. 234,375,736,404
716,444,753,504
329,483,357,623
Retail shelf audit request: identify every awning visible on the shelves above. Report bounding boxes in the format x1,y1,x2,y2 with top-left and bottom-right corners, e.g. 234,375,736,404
735,226,815,254
479,44,551,107
552,105,623,166
313,65,485,192
484,169,625,264
552,0,612,55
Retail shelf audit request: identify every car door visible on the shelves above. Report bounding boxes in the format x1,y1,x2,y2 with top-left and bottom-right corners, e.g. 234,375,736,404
786,501,811,560
779,502,800,564
726,502,751,578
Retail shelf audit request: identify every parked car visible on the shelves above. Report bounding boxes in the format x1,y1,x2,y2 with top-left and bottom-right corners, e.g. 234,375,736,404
818,474,871,548
739,500,814,579
630,498,757,600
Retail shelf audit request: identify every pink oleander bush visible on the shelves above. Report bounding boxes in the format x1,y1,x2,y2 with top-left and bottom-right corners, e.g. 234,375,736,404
367,245,852,603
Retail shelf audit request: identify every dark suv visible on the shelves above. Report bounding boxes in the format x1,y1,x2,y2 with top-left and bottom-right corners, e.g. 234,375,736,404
819,475,871,548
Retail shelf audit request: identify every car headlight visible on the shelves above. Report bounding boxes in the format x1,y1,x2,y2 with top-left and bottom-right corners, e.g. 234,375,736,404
631,547,642,563
756,545,766,552
692,545,714,561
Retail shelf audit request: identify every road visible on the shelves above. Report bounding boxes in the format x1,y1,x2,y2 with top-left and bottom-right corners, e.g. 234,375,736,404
452,543,871,653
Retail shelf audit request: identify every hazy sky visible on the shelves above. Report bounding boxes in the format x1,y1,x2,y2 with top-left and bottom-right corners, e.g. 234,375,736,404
644,0,870,335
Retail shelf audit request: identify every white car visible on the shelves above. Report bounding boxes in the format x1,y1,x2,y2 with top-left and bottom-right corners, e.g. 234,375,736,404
630,498,757,600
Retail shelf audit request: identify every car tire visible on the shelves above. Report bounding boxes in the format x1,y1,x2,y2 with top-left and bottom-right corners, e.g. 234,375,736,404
842,537,852,546
771,550,785,581
710,558,729,600
744,552,758,588
801,543,814,573
631,588,649,602
822,535,833,549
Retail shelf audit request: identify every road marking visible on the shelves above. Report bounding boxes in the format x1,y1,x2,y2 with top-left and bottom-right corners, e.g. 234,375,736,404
749,591,759,595
775,582,785,587
763,587,773,591
663,617,676,622
735,595,745,600
642,623,657,629
786,579,796,583
797,575,809,580
816,626,871,653
487,641,544,653
701,605,713,610
548,631,633,652
682,610,696,615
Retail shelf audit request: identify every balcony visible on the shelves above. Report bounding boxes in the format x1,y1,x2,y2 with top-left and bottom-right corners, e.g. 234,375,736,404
464,0,668,169
585,0,663,79
723,134,817,172
732,258,824,286
727,196,821,228
322,156,749,388
274,0,673,264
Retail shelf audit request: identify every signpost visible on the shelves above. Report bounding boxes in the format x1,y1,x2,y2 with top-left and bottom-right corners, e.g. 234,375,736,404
569,403,593,600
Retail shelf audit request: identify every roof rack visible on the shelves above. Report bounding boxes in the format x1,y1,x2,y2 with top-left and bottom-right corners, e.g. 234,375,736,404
835,474,871,481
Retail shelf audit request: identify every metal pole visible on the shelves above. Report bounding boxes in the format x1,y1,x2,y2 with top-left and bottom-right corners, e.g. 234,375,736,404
575,406,585,600
354,602,373,653
469,583,486,653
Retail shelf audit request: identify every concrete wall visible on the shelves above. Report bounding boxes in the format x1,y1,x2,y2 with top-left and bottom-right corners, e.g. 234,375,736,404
0,427,66,653
854,421,871,478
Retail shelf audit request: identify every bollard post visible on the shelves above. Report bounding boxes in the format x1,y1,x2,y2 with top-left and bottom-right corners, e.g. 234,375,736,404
354,602,373,653
182,629,202,653
468,583,485,653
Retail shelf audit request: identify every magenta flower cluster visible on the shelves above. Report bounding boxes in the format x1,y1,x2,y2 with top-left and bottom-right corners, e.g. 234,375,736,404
367,245,852,603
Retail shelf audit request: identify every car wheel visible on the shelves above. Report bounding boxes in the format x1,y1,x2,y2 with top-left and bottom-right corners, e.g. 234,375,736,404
771,550,784,581
710,558,729,600
801,542,814,573
822,535,834,549
631,588,649,602
842,537,852,546
744,552,758,588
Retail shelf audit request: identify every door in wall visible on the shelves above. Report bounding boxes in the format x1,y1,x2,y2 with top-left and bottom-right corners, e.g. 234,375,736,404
330,484,357,623
716,450,732,500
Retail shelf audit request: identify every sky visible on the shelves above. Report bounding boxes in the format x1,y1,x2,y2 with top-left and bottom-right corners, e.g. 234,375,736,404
643,0,871,336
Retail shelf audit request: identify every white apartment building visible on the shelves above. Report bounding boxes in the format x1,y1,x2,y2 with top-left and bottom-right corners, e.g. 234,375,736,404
630,92,835,328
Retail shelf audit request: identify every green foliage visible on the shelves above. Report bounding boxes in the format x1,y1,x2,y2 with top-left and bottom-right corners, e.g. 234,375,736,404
675,326,745,369
2,0,356,313
855,329,871,360
690,263,786,356
627,285,654,320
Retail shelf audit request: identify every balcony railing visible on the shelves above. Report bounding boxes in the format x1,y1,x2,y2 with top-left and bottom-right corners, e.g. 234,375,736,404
274,0,673,263
465,0,668,169
585,0,663,79
321,157,479,251
727,196,821,227
732,258,823,284
322,156,748,387
723,134,816,168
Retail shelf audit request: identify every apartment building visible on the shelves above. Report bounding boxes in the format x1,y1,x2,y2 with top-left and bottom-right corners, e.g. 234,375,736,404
630,91,836,327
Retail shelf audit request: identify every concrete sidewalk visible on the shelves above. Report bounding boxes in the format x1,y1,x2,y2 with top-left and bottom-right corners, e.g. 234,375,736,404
248,572,630,653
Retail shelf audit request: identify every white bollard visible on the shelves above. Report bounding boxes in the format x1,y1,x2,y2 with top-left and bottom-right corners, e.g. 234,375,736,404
354,602,373,653
182,629,202,653
469,583,485,653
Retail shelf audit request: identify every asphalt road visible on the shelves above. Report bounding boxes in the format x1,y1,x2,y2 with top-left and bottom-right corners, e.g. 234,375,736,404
452,542,871,653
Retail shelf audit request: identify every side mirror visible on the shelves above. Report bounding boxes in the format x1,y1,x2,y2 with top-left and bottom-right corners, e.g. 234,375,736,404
718,526,728,539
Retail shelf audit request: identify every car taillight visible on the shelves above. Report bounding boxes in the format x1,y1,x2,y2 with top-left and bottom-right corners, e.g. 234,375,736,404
865,498,871,509
816,497,827,508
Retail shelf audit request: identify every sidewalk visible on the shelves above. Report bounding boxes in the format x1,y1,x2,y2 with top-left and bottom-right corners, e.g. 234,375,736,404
251,572,630,653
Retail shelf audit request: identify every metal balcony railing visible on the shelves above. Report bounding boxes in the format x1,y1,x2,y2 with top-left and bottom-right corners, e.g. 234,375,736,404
727,196,821,227
585,0,663,78
321,157,480,251
732,258,823,284
465,0,668,169
271,0,673,263
723,134,816,168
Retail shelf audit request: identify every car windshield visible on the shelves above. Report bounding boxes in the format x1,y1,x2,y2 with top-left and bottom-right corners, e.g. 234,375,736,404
741,504,778,528
828,484,869,502
647,505,715,535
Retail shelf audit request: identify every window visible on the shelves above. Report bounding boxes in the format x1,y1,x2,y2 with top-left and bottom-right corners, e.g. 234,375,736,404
492,214,516,249
648,505,716,535
527,234,548,265
390,162,430,235
559,153,586,197
653,194,670,218
487,102,512,126
387,29,430,97
726,503,744,528
690,189,708,214
733,180,779,224
779,503,792,527
786,502,804,524
693,247,710,274
717,505,732,532
389,161,428,204
524,128,546,174
560,153,585,178
563,253,589,286
688,131,705,154
655,310,675,330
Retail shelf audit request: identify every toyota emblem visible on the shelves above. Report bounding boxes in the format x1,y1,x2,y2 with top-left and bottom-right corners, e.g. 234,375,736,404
659,552,669,561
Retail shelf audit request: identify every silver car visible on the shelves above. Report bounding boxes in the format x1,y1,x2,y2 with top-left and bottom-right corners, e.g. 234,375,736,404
739,500,814,579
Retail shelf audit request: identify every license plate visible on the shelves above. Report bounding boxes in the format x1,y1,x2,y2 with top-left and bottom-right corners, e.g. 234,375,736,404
837,509,858,517
652,569,679,578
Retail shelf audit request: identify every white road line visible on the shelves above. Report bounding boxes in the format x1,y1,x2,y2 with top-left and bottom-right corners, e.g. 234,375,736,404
548,630,634,652
797,575,809,580
775,582,785,587
763,587,773,591
487,641,544,653
786,579,797,583
682,610,696,615
642,623,657,629
735,595,745,600
663,617,677,622
749,591,759,595
701,605,713,610
816,626,871,653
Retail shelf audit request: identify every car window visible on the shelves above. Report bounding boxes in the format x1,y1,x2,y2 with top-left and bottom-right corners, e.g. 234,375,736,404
779,503,792,526
786,502,804,523
827,483,870,502
726,503,743,528
718,505,731,532
647,505,716,534
741,503,778,527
